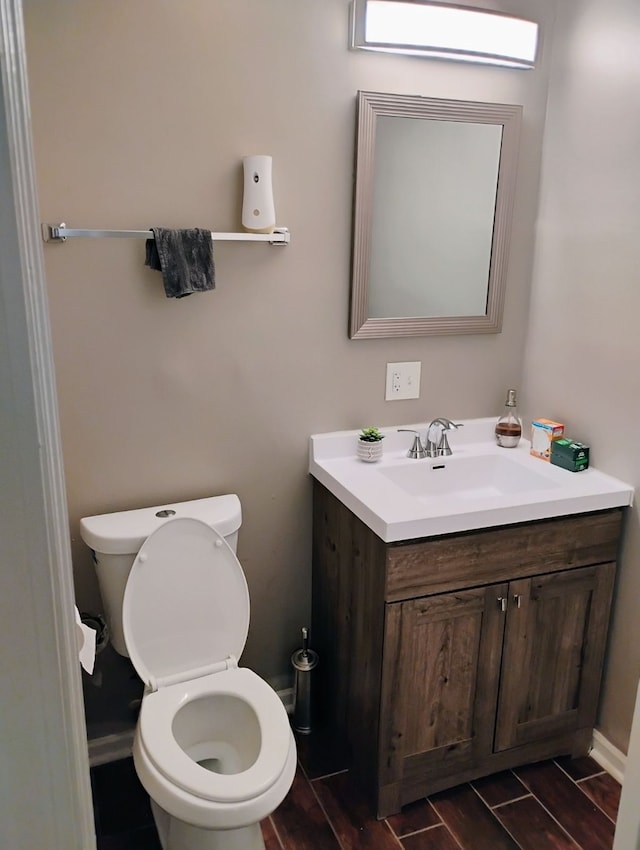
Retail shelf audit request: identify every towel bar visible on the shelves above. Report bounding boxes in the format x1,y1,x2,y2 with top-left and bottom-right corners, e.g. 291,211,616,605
41,223,290,245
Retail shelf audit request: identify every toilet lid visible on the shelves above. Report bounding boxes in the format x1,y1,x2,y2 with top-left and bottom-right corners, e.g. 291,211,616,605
123,517,249,688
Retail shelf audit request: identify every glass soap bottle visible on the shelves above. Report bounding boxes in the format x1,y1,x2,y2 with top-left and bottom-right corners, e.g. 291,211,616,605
495,389,522,448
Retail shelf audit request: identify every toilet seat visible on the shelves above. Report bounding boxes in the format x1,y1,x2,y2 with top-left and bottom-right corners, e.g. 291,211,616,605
123,517,250,690
122,517,292,807
138,666,292,803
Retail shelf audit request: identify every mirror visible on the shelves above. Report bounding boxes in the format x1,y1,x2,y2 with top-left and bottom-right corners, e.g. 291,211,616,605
349,91,522,338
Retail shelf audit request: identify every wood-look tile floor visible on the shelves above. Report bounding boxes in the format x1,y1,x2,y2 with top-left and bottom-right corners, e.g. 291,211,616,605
91,734,621,850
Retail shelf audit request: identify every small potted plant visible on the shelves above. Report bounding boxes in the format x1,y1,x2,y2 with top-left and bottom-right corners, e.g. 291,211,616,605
357,427,385,463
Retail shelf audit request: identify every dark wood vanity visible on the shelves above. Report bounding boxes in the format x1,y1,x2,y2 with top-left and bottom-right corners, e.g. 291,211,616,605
311,480,623,818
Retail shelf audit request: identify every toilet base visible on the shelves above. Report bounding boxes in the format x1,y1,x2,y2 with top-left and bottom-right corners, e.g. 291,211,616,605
151,799,266,850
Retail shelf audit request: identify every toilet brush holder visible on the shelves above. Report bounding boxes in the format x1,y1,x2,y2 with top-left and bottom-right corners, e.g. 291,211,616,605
291,627,318,735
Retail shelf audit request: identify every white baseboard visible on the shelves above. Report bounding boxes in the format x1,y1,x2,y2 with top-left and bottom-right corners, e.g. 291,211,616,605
591,729,626,784
88,729,135,767
277,686,294,715
88,716,626,795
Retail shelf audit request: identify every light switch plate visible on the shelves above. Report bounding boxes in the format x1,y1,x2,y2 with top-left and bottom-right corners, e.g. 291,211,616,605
385,361,421,400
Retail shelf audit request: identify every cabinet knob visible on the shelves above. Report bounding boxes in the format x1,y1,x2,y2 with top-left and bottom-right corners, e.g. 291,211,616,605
497,596,507,613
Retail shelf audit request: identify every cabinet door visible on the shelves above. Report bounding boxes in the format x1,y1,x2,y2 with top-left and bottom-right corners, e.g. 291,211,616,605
379,583,507,805
495,563,615,752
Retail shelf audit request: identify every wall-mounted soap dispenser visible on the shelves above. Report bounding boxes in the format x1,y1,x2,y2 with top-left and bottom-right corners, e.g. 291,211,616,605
242,155,276,234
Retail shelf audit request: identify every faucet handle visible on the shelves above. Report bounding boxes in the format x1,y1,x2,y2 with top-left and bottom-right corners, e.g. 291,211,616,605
398,429,427,460
426,419,464,456
438,431,455,456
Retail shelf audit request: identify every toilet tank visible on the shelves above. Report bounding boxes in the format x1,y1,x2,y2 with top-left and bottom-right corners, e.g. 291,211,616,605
79,495,242,657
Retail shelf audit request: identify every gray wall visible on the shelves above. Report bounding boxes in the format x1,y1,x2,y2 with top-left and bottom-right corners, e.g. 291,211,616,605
523,0,640,752
24,0,555,685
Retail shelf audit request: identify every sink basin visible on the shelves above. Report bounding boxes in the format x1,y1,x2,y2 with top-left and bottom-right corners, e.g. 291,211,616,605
309,419,633,542
380,453,560,502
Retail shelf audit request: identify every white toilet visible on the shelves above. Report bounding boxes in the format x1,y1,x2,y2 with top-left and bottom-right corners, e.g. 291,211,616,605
80,495,297,850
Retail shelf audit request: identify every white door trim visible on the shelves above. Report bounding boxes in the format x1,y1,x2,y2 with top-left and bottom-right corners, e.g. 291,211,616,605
0,1,95,847
613,681,640,850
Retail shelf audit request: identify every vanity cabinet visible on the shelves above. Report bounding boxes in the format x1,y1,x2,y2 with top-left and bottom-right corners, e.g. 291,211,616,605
311,481,622,818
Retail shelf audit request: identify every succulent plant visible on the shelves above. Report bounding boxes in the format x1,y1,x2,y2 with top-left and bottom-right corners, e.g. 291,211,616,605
359,427,385,442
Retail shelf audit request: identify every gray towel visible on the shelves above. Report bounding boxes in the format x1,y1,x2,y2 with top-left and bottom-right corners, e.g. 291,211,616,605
145,227,215,298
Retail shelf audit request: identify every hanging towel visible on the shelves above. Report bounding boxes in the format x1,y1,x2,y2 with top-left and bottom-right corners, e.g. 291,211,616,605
145,227,215,298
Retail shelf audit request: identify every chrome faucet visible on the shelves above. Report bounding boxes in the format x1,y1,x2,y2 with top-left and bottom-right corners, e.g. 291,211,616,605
425,418,463,457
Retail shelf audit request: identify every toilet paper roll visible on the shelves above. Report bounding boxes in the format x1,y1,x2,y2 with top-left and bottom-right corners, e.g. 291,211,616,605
75,606,96,675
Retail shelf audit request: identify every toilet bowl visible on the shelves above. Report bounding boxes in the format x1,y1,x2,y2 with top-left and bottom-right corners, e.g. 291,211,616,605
81,502,296,850
133,666,297,848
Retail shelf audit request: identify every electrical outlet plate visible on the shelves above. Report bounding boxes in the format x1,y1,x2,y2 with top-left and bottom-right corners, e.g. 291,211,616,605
385,361,421,401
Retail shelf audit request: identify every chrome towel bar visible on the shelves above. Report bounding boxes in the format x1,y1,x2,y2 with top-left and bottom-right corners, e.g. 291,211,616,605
41,223,290,245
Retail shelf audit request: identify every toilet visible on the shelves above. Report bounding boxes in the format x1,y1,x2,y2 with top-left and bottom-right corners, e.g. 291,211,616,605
80,496,297,850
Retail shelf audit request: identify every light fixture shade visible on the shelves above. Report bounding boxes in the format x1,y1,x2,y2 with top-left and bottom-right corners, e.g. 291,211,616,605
350,0,539,69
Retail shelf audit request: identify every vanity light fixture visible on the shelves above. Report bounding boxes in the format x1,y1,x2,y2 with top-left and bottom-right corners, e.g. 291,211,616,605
350,0,539,69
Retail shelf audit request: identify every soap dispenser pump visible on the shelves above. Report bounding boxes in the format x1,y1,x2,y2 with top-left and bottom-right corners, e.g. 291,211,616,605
495,389,522,448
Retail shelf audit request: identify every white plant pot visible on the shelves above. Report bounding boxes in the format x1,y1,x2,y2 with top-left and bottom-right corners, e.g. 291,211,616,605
357,439,383,463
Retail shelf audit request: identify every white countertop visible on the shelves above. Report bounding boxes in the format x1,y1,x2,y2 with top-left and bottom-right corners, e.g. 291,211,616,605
309,419,634,543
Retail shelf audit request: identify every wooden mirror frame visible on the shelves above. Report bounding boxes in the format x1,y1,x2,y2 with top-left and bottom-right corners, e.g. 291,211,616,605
349,91,522,339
